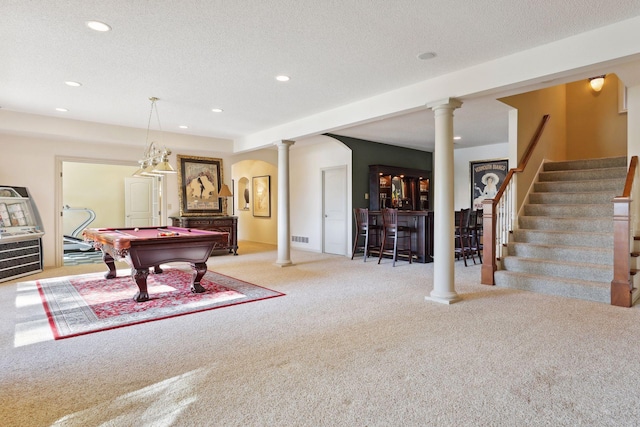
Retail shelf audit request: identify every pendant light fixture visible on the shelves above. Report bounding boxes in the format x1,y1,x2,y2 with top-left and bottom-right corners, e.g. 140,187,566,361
134,97,176,176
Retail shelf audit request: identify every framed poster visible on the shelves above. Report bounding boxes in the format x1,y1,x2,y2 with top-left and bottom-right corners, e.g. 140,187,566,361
470,158,509,211
177,155,225,216
252,175,271,217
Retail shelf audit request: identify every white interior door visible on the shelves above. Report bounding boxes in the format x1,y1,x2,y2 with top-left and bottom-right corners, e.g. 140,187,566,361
125,177,158,227
323,166,347,255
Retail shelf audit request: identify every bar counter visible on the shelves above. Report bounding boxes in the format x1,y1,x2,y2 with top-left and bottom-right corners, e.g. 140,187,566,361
369,210,434,263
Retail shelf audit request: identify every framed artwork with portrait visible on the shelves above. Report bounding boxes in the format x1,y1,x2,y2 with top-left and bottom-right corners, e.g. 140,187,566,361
470,158,509,211
177,155,225,216
252,175,271,217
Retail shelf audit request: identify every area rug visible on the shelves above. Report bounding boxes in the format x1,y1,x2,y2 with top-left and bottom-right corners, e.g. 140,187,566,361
36,268,285,339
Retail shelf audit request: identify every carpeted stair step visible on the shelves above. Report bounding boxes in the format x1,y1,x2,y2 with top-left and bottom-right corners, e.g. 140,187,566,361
507,242,613,266
543,156,627,172
512,229,613,248
502,256,612,283
538,166,627,182
534,178,625,193
494,270,610,303
523,203,612,217
496,156,628,305
518,216,613,233
529,190,619,205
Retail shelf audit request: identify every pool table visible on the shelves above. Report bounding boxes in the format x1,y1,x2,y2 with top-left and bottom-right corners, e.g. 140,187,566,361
82,226,229,302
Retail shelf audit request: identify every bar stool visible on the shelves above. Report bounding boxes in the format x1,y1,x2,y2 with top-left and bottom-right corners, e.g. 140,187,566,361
469,209,483,263
378,208,414,266
351,208,380,261
454,208,477,266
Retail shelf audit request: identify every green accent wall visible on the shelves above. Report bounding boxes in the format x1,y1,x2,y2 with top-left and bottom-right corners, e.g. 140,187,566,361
326,133,433,210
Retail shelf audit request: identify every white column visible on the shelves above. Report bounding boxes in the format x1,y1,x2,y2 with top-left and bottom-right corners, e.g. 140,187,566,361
426,98,462,304
275,140,295,266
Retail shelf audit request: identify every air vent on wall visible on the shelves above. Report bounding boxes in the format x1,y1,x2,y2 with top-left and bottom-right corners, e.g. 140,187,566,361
291,236,309,243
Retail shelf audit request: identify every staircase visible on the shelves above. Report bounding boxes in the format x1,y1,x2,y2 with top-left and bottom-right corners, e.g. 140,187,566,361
494,156,629,303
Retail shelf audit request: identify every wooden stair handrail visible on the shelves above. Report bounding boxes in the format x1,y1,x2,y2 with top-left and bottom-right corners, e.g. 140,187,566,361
481,114,550,286
611,155,638,307
492,114,550,203
622,156,637,197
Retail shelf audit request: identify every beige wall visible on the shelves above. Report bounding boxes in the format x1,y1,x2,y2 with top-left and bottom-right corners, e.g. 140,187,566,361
0,111,350,264
229,137,352,253
566,74,627,159
1,77,631,267
289,137,352,253
0,111,235,267
0,133,143,266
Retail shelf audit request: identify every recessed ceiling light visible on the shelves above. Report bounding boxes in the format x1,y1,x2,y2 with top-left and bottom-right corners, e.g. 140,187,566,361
65,81,82,87
417,52,436,60
55,107,68,112
275,75,290,82
86,21,112,32
211,108,223,113
453,136,461,140
179,125,188,129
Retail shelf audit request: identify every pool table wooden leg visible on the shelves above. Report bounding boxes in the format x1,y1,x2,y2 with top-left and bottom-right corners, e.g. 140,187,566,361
190,262,207,293
102,251,117,279
132,268,150,302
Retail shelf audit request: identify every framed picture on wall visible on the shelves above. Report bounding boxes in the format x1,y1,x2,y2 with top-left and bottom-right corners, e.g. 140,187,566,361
177,155,225,216
252,175,271,217
470,158,509,211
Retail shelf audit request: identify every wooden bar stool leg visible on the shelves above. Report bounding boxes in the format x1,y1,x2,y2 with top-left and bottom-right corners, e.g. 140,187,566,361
363,228,369,261
351,233,358,260
377,229,386,264
392,231,398,267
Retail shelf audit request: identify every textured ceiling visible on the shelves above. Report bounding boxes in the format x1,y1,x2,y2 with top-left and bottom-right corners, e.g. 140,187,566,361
2,1,640,151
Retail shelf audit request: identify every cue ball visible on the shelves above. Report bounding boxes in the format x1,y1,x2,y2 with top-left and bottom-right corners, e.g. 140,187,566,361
134,228,139,232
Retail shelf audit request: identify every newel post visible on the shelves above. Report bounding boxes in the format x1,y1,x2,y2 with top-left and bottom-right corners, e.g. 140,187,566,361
611,197,632,307
481,199,496,285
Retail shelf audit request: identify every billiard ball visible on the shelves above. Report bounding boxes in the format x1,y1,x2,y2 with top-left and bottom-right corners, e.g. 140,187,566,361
134,228,139,232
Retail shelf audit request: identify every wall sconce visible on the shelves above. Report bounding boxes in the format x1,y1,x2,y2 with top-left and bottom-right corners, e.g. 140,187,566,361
589,75,606,92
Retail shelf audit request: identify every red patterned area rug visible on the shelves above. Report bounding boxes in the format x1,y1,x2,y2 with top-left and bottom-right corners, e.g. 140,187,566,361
36,268,284,339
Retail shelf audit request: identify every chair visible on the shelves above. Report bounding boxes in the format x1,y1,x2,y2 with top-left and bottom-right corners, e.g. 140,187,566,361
378,208,415,266
454,208,477,266
351,208,379,261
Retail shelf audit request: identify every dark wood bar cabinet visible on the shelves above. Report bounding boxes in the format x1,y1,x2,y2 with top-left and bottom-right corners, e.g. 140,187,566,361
170,216,238,255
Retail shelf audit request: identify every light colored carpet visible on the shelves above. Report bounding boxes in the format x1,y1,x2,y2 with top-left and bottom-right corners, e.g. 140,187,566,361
1,242,640,426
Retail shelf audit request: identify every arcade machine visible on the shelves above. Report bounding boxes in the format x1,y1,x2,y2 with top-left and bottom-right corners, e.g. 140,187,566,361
0,186,45,282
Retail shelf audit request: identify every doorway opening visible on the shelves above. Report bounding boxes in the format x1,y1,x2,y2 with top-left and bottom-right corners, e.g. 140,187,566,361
55,157,165,267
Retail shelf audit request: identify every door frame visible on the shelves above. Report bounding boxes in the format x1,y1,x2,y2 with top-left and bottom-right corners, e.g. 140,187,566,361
54,156,167,267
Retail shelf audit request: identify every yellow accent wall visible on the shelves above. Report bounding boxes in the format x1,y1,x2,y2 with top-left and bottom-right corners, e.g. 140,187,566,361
500,85,568,208
566,74,627,159
499,76,627,209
